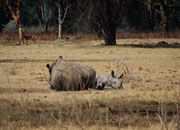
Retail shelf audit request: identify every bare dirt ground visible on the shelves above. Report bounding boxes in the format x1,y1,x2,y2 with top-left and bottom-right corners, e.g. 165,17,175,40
0,38,180,129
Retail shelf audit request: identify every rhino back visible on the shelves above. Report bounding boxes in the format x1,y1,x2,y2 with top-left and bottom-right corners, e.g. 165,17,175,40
50,63,89,91
49,59,96,91
97,74,111,85
73,64,96,88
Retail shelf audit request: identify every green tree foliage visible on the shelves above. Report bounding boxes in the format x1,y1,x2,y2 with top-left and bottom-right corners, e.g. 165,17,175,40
2,20,18,32
0,3,11,32
125,0,149,31
21,0,39,26
0,0,180,39
22,0,53,32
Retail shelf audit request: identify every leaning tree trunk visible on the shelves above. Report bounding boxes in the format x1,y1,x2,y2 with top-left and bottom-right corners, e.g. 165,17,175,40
5,0,24,44
104,24,116,45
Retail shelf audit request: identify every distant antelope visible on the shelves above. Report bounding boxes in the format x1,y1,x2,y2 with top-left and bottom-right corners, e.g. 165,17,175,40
23,34,36,44
156,41,168,46
51,31,58,38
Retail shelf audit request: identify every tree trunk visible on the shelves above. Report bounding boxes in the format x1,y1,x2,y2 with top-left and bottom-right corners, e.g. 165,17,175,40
57,2,70,39
58,22,62,39
146,0,154,32
102,0,117,45
104,25,116,46
173,7,180,29
160,0,169,37
37,18,42,28
56,1,70,39
0,25,2,33
45,24,48,33
36,1,43,27
18,24,23,44
58,4,62,39
148,18,154,32
5,0,24,44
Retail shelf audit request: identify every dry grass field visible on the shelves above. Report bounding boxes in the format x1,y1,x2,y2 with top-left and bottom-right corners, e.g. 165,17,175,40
0,38,180,129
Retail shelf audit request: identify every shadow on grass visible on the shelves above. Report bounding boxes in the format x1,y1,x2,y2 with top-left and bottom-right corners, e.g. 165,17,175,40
118,42,180,48
0,58,121,63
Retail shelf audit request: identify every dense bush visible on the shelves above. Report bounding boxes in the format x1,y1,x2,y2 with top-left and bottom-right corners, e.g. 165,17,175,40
2,20,18,33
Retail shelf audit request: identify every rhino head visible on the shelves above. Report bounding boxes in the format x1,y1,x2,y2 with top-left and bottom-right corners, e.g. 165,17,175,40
107,70,123,89
46,56,64,89
96,70,123,90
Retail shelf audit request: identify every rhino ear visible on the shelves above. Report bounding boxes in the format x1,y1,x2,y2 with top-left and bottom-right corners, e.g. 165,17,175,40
46,64,50,69
111,70,115,77
118,73,123,79
59,56,63,59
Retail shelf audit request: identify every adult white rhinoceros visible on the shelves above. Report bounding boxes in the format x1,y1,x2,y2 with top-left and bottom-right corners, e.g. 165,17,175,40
46,56,96,91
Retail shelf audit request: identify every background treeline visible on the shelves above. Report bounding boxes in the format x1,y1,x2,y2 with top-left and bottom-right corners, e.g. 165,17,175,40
0,0,180,35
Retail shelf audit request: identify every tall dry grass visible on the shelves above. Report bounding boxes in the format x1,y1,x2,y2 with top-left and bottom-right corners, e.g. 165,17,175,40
0,29,180,44
0,89,179,129
0,39,180,129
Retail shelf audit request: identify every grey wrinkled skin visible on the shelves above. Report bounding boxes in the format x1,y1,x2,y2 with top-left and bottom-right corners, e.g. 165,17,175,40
46,56,96,91
96,71,123,90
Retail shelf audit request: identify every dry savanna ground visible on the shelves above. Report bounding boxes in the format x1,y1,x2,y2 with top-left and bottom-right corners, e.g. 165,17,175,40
0,38,180,130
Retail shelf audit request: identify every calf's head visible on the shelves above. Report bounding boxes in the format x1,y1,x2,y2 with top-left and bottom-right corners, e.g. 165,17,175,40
108,71,123,89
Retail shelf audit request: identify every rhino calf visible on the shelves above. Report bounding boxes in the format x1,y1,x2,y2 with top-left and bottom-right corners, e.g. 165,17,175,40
96,71,123,90
46,56,96,91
